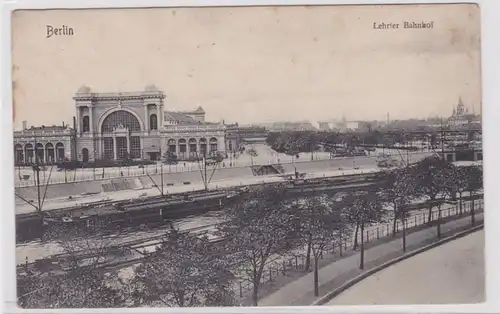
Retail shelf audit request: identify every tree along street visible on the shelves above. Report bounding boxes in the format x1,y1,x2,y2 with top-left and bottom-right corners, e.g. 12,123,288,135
17,156,483,308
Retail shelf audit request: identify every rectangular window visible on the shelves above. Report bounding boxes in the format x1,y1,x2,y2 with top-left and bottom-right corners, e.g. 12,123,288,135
130,136,141,159
103,138,114,160
116,137,128,160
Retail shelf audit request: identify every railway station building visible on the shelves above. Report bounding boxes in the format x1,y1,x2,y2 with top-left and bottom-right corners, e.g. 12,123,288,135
13,85,227,164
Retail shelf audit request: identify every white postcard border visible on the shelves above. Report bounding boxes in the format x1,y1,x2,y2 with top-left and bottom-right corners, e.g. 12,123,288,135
2,0,499,313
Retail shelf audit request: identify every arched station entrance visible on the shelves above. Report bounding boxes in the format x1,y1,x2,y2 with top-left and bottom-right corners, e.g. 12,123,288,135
101,110,142,160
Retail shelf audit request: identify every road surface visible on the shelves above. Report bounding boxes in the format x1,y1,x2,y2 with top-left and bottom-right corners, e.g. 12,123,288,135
326,230,485,305
15,155,481,216
15,151,437,212
15,145,424,187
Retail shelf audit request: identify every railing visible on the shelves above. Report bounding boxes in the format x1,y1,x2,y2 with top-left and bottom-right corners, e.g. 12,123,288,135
234,199,484,298
163,125,226,132
17,198,483,300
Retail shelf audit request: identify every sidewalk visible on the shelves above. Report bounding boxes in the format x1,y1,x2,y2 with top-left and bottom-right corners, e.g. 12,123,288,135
257,212,484,306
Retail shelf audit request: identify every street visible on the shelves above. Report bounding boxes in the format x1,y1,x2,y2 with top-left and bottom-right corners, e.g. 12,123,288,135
327,230,484,305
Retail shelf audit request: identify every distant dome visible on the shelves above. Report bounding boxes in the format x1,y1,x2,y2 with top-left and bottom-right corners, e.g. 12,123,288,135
77,85,91,93
145,84,159,92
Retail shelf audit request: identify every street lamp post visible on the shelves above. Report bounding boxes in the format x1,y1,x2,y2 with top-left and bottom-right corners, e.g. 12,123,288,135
28,136,44,239
160,146,164,196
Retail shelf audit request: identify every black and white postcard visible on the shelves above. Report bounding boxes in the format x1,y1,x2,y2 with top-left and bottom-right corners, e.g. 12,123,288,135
9,3,484,308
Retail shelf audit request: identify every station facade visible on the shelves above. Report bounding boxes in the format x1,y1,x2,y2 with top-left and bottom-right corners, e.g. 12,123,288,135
13,85,228,164
13,124,74,165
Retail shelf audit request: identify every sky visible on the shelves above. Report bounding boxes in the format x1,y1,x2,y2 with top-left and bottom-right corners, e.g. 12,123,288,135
11,4,481,129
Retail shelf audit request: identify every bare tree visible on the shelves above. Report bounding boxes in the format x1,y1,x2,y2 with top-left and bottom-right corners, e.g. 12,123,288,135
15,161,56,241
427,165,455,238
342,190,387,269
414,156,454,224
18,231,123,308
464,165,483,225
194,152,222,191
378,167,417,238
218,185,294,306
133,227,235,307
56,230,124,271
450,166,469,215
291,192,347,296
378,167,417,252
18,268,119,308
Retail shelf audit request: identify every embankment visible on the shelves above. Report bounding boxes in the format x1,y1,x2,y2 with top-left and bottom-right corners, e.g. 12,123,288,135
15,153,433,202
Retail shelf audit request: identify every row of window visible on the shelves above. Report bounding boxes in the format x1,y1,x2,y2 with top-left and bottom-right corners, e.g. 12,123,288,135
14,143,65,164
167,143,218,154
166,138,218,144
102,136,142,160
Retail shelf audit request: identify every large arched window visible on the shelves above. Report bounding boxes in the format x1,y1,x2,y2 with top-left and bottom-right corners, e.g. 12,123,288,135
25,144,34,163
167,139,176,153
209,137,218,154
14,144,24,164
82,116,90,132
101,110,141,133
199,138,207,155
55,143,65,161
150,114,158,130
189,138,197,157
178,138,187,159
45,143,55,163
35,143,44,163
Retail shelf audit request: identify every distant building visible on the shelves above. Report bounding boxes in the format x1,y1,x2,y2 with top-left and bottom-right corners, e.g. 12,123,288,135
317,117,360,132
225,124,268,152
447,97,481,129
345,121,360,131
318,121,331,131
254,121,316,132
224,124,241,153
